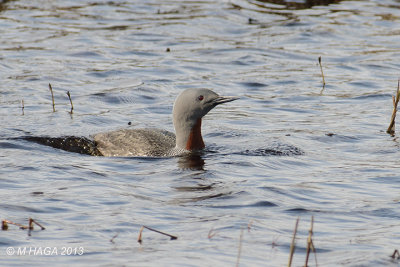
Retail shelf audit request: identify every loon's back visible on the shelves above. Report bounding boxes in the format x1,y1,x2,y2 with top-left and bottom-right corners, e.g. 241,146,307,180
94,129,176,157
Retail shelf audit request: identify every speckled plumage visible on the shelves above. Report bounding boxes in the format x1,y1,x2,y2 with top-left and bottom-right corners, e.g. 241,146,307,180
94,129,180,157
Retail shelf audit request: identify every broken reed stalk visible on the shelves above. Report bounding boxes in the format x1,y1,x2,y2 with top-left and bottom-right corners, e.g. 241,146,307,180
21,99,24,115
2,219,29,230
66,91,74,114
49,83,55,112
304,216,318,267
287,217,300,267
386,79,400,135
318,56,326,87
137,225,178,244
236,227,245,267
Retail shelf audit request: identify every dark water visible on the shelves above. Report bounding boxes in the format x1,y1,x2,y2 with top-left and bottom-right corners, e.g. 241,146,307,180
1,0,400,266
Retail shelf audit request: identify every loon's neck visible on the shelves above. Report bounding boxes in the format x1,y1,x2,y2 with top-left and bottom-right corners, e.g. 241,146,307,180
175,118,205,151
185,118,204,150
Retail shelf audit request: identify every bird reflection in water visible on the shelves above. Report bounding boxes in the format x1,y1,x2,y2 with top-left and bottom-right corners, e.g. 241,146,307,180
176,152,205,170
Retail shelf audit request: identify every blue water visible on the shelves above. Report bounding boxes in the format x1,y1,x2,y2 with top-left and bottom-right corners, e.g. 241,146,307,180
1,0,400,266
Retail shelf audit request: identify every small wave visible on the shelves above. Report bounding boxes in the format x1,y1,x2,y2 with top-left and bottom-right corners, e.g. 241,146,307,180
211,200,278,209
237,144,304,156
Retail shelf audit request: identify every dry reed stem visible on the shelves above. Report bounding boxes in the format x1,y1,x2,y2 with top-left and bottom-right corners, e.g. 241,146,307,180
137,226,144,244
247,220,254,232
271,237,279,248
21,99,24,115
110,233,119,244
49,83,55,112
2,220,8,230
288,217,300,267
137,225,177,244
311,239,318,266
28,218,34,230
66,91,74,114
304,216,318,267
318,56,326,87
28,219,33,236
391,249,400,259
386,79,400,135
236,227,245,267
208,228,217,239
29,218,45,230
305,216,313,266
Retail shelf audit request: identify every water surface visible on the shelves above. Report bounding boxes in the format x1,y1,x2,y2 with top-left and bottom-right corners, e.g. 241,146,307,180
1,0,400,266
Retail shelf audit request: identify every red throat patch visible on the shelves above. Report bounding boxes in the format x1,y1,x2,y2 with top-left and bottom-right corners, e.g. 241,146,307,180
186,118,205,150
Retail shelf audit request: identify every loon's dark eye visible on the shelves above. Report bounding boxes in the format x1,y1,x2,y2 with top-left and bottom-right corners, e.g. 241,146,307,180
198,95,204,101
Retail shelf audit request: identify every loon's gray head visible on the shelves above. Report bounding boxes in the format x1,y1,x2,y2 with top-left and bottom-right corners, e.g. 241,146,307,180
172,88,238,151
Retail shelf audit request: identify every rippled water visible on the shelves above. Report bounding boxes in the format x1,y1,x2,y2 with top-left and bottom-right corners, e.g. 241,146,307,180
1,0,400,266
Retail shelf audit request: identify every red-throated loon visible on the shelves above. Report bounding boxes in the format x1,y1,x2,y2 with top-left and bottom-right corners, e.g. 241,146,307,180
93,88,238,157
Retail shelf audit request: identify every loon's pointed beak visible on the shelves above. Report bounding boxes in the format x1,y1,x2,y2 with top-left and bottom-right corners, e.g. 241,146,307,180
211,96,239,106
